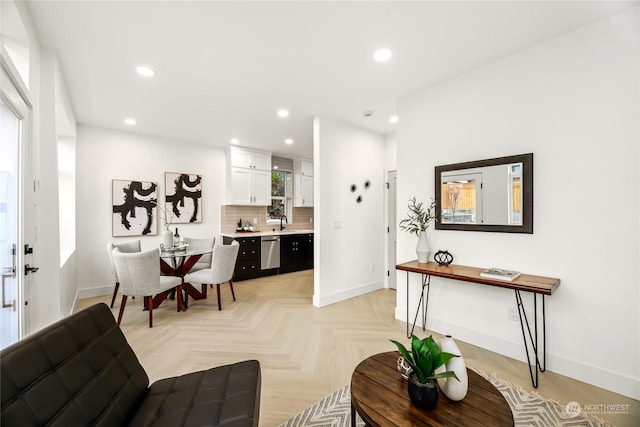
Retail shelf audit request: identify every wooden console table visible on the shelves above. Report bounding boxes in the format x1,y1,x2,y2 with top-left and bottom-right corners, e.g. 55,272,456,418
396,260,560,388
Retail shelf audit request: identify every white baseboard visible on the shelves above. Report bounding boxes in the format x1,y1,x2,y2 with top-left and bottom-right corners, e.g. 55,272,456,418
394,310,640,400
313,280,383,307
551,353,639,400
76,285,112,300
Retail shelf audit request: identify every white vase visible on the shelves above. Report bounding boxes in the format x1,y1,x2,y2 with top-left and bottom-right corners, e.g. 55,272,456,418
416,231,430,263
436,335,468,401
160,230,173,250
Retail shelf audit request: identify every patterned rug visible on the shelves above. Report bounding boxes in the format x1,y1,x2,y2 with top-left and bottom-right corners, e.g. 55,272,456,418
278,370,613,427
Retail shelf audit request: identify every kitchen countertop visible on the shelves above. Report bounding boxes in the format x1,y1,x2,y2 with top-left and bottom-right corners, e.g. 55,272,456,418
222,229,314,238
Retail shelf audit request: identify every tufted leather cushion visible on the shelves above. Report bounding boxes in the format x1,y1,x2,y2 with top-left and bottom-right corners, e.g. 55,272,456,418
1,303,149,426
129,360,261,427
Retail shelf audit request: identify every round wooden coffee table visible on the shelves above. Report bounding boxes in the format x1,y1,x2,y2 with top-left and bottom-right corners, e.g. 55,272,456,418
351,352,514,426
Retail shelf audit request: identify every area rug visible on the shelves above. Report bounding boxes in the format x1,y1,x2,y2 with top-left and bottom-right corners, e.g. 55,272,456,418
278,370,613,427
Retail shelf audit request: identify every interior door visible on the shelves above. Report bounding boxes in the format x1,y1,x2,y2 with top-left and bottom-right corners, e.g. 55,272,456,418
387,171,397,289
0,91,22,348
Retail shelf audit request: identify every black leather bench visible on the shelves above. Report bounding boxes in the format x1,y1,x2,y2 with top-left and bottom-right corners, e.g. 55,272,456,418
1,303,261,426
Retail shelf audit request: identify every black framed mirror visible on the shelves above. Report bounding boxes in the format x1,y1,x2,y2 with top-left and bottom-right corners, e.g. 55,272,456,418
435,153,533,233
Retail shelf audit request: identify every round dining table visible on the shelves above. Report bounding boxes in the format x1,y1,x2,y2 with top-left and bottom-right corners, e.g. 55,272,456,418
160,246,212,310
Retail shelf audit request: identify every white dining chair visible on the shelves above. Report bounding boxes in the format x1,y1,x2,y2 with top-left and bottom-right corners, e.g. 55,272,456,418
112,248,182,327
106,240,141,308
184,240,239,310
182,236,215,272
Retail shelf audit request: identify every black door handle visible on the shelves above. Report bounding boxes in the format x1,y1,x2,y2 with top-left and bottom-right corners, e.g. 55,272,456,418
25,265,39,275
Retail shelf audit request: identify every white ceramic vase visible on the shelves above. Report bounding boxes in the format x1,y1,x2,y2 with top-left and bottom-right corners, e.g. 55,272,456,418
416,231,430,263
160,230,173,250
436,335,468,401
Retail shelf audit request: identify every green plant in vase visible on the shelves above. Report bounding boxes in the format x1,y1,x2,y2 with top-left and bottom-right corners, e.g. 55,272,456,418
390,335,459,410
399,197,437,263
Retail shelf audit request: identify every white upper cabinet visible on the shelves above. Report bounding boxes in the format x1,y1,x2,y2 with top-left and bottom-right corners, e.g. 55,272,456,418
226,146,272,205
294,159,314,207
230,146,271,170
294,175,314,207
295,159,314,176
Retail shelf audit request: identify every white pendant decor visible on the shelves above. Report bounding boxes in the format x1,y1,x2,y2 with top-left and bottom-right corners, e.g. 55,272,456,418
416,231,430,263
436,335,468,401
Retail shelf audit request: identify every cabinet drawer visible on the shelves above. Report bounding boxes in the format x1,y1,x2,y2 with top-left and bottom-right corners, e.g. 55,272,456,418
235,259,261,280
237,236,260,246
237,245,259,260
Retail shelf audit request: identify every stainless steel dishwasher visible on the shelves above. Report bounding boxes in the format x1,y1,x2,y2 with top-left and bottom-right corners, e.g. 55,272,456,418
261,236,280,270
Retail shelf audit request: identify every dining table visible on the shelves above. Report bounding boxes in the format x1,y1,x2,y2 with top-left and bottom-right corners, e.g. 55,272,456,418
160,245,213,310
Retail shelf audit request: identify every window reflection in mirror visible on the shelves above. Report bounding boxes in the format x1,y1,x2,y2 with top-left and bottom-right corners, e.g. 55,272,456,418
509,164,522,225
441,174,481,224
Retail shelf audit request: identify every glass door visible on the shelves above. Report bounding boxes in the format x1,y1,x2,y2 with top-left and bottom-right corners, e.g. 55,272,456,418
0,100,20,347
0,60,27,349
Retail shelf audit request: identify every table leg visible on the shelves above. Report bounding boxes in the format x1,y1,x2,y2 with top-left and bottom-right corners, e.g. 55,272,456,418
351,401,355,427
515,290,546,388
406,272,430,338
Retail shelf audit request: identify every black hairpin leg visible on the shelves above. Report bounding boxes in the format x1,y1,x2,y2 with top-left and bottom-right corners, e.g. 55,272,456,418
515,290,546,388
406,273,431,338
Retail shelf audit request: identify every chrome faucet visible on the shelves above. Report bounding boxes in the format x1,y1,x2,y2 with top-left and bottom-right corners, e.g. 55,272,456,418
280,215,288,231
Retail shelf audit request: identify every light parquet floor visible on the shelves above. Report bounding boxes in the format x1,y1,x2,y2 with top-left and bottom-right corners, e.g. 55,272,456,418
76,270,638,426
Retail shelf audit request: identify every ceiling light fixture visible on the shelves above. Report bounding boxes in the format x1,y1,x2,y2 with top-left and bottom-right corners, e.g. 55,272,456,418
284,138,293,145
374,48,392,62
277,109,289,118
124,118,137,126
136,65,156,77
230,138,240,145
389,115,399,123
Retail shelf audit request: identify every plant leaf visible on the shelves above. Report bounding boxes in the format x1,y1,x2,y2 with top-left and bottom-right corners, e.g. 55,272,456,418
432,351,458,371
390,340,417,372
426,370,460,382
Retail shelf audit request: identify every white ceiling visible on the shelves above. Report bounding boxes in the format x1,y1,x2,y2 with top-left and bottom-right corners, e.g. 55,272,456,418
26,0,638,159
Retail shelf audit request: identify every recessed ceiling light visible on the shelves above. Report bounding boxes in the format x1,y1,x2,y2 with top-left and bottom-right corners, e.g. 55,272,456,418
284,138,294,145
277,109,289,118
136,65,156,77
374,48,392,62
124,118,137,126
389,115,399,123
230,138,240,145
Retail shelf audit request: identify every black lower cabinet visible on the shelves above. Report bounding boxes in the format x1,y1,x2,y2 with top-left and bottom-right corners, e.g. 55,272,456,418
225,233,313,280
224,235,261,281
280,233,314,274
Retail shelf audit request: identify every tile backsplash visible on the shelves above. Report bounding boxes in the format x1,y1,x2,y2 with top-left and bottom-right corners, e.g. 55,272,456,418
221,205,314,233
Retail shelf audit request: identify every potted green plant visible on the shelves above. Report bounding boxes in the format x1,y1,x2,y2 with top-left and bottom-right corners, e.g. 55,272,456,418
399,197,437,263
390,335,459,410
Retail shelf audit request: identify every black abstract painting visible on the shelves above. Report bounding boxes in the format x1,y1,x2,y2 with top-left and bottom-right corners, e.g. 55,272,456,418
112,179,158,236
165,172,202,224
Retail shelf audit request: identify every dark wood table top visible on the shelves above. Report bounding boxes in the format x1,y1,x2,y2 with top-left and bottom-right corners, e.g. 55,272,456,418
351,351,514,426
396,261,560,295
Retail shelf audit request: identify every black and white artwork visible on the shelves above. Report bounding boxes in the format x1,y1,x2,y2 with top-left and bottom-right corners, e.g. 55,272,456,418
112,179,158,236
165,172,202,224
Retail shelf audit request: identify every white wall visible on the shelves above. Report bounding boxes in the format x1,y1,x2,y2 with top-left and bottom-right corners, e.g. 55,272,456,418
313,117,385,306
383,133,397,172
396,9,639,398
75,125,225,298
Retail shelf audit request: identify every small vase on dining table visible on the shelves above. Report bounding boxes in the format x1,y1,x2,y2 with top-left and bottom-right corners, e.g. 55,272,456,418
160,230,173,250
